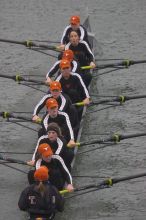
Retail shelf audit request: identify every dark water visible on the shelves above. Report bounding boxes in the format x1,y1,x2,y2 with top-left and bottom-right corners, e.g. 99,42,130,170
0,0,146,220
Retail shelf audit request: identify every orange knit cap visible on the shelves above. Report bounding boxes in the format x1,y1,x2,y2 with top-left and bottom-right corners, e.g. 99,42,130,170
34,166,49,181
62,50,74,62
50,81,62,91
70,15,80,25
38,143,53,157
59,59,71,69
45,98,59,109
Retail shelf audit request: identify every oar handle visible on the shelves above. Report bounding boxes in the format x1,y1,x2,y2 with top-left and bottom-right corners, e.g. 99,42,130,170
59,189,69,195
72,102,85,106
81,66,92,70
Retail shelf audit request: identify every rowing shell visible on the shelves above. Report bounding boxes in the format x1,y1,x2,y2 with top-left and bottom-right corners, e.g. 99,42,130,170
71,16,98,166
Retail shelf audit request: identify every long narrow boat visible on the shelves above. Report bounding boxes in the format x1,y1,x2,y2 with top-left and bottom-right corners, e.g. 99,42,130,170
0,15,98,220
71,15,98,166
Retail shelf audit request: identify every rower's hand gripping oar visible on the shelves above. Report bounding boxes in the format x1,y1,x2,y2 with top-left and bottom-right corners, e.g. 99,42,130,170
60,172,146,195
0,111,42,124
81,59,146,70
73,94,146,107
0,153,33,166
74,132,146,147
0,39,61,52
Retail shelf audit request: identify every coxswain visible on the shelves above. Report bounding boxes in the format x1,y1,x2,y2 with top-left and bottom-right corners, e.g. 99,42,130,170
30,122,74,170
56,59,90,106
28,144,74,191
60,15,90,50
46,49,80,84
39,98,76,147
32,81,79,137
18,166,64,220
65,30,96,87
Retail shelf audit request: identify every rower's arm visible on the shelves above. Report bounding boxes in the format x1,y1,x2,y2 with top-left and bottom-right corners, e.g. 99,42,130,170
62,112,74,141
46,61,60,79
33,94,51,116
83,41,95,62
75,73,90,99
60,25,71,45
53,155,73,184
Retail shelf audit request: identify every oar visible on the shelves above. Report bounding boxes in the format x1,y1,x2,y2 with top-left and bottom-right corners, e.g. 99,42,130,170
74,132,146,147
0,153,32,166
73,94,146,106
31,39,60,44
0,111,41,124
0,73,46,85
81,59,146,70
60,172,146,195
0,39,60,51
0,161,28,174
0,151,33,154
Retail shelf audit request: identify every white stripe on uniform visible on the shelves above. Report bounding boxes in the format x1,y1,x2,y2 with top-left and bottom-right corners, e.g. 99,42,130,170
72,60,78,72
58,111,74,140
79,26,85,41
33,94,52,116
71,72,90,98
59,94,66,111
61,25,71,44
46,60,60,78
32,135,48,161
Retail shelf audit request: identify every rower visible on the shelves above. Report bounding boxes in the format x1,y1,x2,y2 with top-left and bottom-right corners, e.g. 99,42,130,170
18,166,64,220
46,49,80,84
28,144,74,191
56,59,90,106
32,81,79,137
30,122,75,170
39,98,76,147
65,30,96,87
60,15,90,50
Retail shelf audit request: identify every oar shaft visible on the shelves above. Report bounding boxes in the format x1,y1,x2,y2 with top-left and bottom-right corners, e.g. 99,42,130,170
129,60,146,65
0,74,45,85
92,94,146,105
80,136,113,146
120,132,146,140
0,38,58,51
94,60,146,70
0,74,16,80
0,111,41,124
112,172,146,184
0,38,27,45
79,131,146,146
0,154,29,166
124,94,146,101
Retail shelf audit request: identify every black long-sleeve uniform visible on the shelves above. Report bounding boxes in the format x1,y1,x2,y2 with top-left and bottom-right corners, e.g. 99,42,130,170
65,40,94,67
18,182,64,219
61,24,90,46
36,155,73,190
41,111,74,142
33,93,72,116
32,135,74,169
56,72,90,103
33,93,79,137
